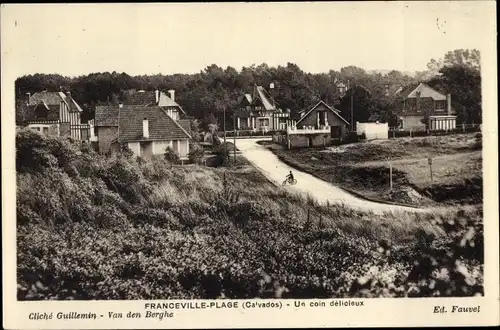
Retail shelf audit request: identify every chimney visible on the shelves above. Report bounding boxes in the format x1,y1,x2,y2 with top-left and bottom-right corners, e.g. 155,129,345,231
26,92,31,105
155,89,159,103
447,93,452,115
143,118,149,138
168,89,175,102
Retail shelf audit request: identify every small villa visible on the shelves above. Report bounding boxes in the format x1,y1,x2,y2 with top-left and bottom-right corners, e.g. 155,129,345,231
273,100,350,148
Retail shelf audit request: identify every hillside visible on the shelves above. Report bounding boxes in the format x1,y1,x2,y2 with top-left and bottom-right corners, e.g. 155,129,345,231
16,130,483,299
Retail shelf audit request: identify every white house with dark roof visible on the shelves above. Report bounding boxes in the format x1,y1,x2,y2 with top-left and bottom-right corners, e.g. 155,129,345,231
116,106,191,158
95,89,192,157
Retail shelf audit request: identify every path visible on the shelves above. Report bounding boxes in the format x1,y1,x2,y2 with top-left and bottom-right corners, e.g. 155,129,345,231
235,138,428,215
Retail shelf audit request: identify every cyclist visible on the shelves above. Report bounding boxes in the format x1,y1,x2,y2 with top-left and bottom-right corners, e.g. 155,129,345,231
285,170,294,183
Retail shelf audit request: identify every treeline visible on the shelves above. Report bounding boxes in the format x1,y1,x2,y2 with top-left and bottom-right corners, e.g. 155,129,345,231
14,49,482,126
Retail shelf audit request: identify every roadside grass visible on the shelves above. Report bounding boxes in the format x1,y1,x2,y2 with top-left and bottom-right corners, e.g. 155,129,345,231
268,133,482,207
16,129,483,300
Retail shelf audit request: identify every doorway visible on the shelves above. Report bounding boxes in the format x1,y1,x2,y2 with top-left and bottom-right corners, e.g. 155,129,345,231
331,126,341,139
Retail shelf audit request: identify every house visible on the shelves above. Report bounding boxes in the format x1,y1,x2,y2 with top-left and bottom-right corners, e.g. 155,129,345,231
121,89,187,120
115,106,192,158
16,90,95,141
396,83,457,131
279,100,350,148
334,77,348,97
95,89,192,157
234,85,290,132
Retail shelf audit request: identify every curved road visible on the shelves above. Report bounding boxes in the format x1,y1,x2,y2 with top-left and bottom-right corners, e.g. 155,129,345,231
235,138,427,215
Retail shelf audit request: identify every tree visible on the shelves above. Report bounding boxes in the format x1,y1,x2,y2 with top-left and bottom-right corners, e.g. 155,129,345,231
427,64,481,124
338,85,373,126
443,49,481,70
422,49,481,82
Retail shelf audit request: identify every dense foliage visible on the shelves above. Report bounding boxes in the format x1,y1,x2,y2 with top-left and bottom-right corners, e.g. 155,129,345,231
17,131,483,299
15,49,481,126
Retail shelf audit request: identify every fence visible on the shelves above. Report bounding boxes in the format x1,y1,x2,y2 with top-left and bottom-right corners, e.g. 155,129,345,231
218,129,285,138
272,134,288,146
388,123,481,139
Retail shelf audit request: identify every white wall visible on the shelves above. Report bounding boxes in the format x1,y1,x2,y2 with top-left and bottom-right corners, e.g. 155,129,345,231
178,140,189,158
128,142,141,156
357,122,389,140
28,123,59,136
153,141,172,156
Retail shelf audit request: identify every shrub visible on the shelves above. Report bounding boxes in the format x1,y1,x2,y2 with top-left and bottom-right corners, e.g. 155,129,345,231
188,143,205,164
212,142,230,167
342,132,360,144
164,147,180,163
119,143,134,159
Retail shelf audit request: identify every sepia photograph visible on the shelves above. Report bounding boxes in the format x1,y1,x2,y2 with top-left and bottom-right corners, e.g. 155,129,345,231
2,1,498,328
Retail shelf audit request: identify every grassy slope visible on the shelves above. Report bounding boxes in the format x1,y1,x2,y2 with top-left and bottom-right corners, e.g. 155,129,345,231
16,130,483,300
266,133,482,207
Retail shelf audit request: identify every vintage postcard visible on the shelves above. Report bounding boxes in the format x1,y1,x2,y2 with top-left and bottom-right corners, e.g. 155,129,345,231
2,2,499,329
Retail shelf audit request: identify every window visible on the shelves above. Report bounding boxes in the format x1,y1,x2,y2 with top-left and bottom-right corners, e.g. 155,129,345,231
435,100,445,111
43,127,49,135
246,106,251,111
260,118,269,126
319,111,326,126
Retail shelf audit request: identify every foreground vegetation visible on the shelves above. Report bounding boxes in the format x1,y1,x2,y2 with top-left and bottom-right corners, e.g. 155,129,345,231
266,133,482,207
17,130,483,299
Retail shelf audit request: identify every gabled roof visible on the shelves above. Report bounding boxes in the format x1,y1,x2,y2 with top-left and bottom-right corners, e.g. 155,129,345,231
122,90,186,114
29,91,83,113
296,100,350,126
244,94,252,104
122,91,156,105
399,83,446,101
177,119,191,132
117,106,191,143
20,101,60,122
254,86,276,111
95,105,120,126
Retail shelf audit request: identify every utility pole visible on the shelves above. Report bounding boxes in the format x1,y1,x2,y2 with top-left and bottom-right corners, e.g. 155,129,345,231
389,159,393,191
428,157,433,181
223,106,227,145
347,79,354,131
233,110,236,163
350,82,354,131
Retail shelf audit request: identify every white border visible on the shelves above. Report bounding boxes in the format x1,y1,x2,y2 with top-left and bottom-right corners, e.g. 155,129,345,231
2,2,499,329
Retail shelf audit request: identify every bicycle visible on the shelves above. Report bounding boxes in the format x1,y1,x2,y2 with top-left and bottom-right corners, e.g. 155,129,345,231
282,177,297,186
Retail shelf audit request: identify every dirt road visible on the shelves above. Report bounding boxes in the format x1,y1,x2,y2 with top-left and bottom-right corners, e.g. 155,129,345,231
235,138,427,215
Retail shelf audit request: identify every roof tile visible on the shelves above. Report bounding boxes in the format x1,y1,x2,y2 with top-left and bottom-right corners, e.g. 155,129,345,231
118,106,191,143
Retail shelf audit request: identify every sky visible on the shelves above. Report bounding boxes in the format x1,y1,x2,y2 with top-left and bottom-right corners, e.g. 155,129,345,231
1,2,496,77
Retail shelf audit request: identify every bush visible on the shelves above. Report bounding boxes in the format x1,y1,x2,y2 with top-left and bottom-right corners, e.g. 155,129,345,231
188,143,205,164
212,142,230,167
342,132,360,144
119,143,135,158
164,146,180,163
